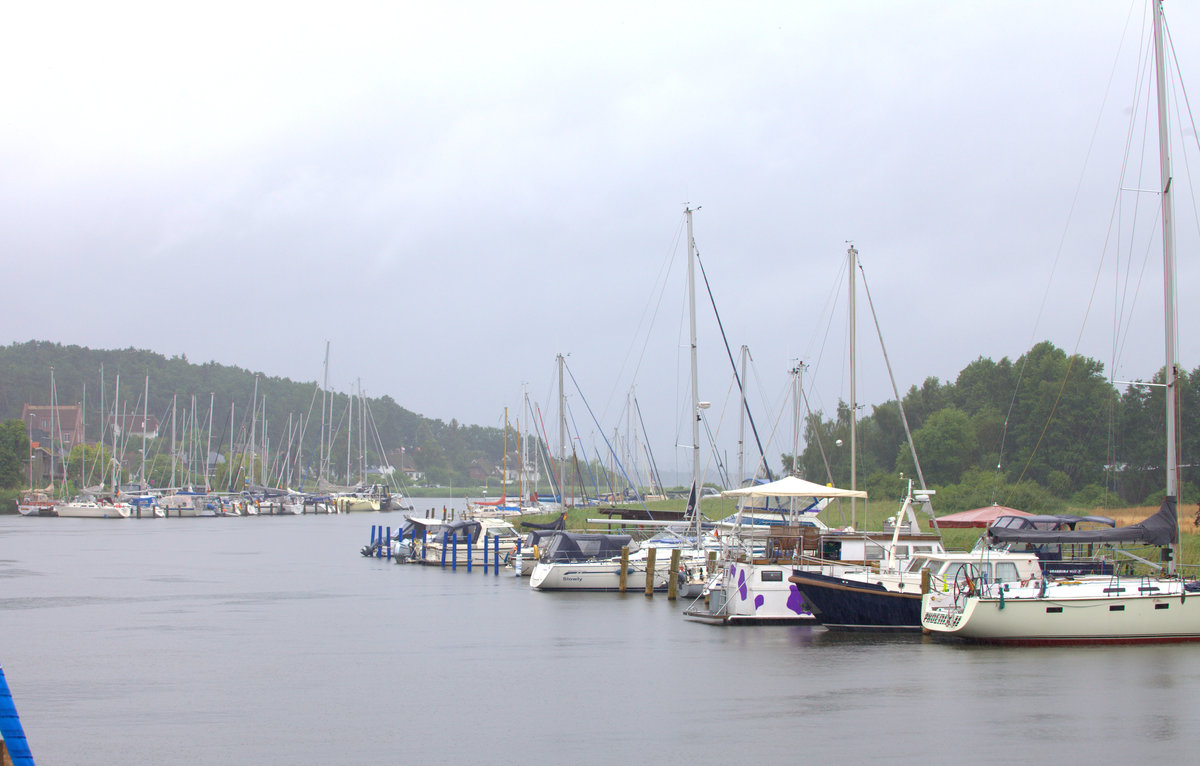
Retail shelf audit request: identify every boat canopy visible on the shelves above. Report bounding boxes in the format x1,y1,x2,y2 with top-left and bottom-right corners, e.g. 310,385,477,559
521,514,567,531
540,531,633,562
437,519,483,544
721,476,867,500
990,514,1115,531
987,498,1177,546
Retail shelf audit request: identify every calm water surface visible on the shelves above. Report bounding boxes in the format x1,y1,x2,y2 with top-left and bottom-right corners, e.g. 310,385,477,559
1,504,1196,765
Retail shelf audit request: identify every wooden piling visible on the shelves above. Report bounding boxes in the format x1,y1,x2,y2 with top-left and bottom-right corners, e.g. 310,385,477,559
619,546,629,592
644,547,657,597
667,548,681,600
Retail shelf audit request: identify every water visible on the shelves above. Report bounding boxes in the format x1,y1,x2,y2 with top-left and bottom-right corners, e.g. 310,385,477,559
1,505,1197,765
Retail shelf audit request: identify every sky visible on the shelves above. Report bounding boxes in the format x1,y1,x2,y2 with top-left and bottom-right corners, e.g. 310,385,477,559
5,1,1200,486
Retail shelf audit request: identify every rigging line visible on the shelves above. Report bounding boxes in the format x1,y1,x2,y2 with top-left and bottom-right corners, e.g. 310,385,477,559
602,215,686,424
632,396,665,496
804,258,848,423
995,0,1143,504
564,402,603,500
693,247,774,481
534,404,564,502
856,260,928,492
1166,16,1200,251
563,360,650,514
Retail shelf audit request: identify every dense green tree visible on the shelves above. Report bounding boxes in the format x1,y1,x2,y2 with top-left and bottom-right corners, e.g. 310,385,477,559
0,419,30,488
902,406,977,485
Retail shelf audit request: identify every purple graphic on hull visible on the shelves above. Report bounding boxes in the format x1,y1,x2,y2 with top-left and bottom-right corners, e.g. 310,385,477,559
737,569,748,601
754,594,765,609
786,583,806,615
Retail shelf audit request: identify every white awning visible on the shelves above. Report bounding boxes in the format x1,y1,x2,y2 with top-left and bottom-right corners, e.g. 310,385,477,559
721,475,867,500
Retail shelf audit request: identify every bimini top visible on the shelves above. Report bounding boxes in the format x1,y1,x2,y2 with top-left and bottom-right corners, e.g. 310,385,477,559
990,514,1115,532
987,498,1177,547
540,531,633,563
435,519,483,544
722,476,867,500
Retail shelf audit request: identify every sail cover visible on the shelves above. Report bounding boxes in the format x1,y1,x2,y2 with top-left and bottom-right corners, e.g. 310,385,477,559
987,498,1177,546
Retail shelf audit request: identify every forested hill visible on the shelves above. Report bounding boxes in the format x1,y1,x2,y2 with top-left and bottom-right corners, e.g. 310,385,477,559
790,341,1199,512
0,340,503,485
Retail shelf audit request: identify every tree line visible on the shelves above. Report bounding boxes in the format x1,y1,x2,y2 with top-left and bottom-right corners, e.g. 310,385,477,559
786,341,1197,513
1,340,1195,513
0,341,511,490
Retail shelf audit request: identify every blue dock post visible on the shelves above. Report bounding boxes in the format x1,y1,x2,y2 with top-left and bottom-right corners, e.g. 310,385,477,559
467,531,473,573
370,525,377,553
451,531,458,570
441,531,448,568
482,533,488,573
0,663,35,766
385,527,391,559
494,534,500,576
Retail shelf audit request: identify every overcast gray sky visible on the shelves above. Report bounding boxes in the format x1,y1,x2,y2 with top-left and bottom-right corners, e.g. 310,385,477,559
5,1,1199,485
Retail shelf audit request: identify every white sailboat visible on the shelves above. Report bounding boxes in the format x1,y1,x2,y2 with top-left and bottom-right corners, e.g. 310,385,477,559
921,0,1200,644
528,208,715,593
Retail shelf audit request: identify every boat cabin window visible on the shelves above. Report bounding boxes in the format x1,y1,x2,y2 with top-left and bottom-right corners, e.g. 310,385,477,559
993,562,1019,583
906,557,931,573
891,546,909,559
761,570,783,582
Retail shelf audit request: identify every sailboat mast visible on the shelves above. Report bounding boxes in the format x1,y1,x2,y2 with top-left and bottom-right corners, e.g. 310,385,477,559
1153,0,1179,573
171,395,177,489
112,374,120,491
791,363,803,515
141,375,148,486
738,346,748,487
503,406,509,501
686,207,702,522
80,383,85,491
321,341,330,484
848,244,858,528
557,353,567,506
48,367,56,495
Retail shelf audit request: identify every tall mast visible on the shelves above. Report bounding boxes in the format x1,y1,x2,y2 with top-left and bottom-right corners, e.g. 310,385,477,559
141,375,149,486
557,353,567,506
228,401,235,491
249,375,259,486
171,395,177,489
791,363,803,515
848,243,858,528
206,393,214,492
48,367,56,495
1153,0,1179,573
321,341,330,484
738,346,748,487
112,374,120,491
503,406,509,501
686,207,702,524
80,383,86,491
98,365,104,490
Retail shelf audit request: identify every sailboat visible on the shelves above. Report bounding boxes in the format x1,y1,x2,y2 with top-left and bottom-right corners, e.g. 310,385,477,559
920,0,1200,644
685,244,945,624
529,208,716,592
